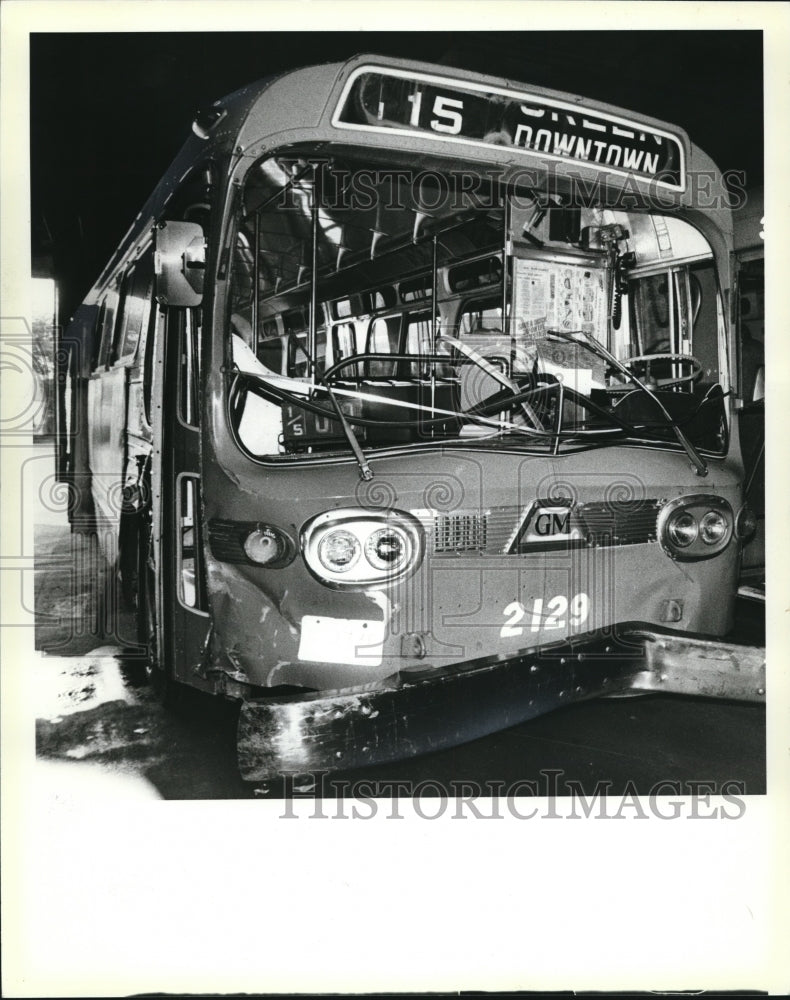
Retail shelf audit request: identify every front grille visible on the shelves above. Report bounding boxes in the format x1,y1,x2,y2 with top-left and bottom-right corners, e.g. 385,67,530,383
575,500,661,546
426,500,661,555
433,512,487,552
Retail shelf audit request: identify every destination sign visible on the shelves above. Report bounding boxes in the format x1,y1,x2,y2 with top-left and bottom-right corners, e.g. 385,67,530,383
333,67,685,190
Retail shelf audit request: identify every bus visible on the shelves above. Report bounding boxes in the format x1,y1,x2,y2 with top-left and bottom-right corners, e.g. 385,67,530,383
56,54,765,782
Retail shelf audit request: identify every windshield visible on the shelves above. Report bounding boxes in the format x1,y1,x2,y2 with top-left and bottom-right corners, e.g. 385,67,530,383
227,152,728,462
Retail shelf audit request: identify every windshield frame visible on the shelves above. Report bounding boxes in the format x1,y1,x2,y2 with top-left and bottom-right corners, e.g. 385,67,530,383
222,146,730,468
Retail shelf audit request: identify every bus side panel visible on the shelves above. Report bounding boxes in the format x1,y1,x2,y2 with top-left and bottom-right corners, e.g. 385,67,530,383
60,306,98,532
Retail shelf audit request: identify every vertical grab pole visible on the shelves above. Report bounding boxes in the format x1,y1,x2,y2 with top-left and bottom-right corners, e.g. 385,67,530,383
309,161,321,385
503,188,512,370
430,233,438,433
502,188,511,432
252,212,260,350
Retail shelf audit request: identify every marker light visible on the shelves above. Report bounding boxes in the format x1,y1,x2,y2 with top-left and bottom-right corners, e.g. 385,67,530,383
658,495,733,561
243,526,291,566
302,508,424,588
735,505,758,543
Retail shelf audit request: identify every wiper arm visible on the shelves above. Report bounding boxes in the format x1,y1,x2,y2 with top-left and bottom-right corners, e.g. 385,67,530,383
551,330,708,477
326,385,373,481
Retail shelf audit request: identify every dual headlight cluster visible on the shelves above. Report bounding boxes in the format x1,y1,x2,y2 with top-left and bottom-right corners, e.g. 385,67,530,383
658,494,735,561
301,509,423,587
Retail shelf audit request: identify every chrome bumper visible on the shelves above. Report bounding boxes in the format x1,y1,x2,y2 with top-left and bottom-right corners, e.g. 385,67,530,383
237,625,765,782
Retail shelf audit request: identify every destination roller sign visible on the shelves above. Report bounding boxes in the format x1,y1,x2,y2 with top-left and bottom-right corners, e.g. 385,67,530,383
333,66,686,191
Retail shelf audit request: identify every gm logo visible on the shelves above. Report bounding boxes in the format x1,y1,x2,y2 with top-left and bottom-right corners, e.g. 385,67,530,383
508,501,585,552
534,508,571,536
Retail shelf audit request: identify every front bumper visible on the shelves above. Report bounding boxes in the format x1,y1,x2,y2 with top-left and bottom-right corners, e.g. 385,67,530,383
237,625,765,781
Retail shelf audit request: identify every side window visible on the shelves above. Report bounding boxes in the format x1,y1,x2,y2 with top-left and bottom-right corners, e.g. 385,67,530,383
405,312,433,376
178,474,208,612
367,315,401,377
287,330,327,378
628,271,678,355
333,322,357,361
687,261,720,384
459,298,504,337
90,302,106,372
93,288,119,371
257,336,285,375
289,333,310,377
332,322,358,377
112,251,154,365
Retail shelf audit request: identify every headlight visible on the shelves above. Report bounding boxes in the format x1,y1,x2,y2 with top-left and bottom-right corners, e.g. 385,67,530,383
666,510,698,548
318,530,361,573
700,510,728,545
658,495,733,561
302,508,424,588
365,527,411,571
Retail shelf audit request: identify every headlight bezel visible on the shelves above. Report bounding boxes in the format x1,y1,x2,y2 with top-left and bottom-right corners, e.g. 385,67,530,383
657,494,734,561
301,508,424,588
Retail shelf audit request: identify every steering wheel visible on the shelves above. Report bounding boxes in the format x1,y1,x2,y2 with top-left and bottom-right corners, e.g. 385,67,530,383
608,353,703,393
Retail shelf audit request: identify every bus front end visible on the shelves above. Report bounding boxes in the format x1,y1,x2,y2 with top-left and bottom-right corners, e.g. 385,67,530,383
185,61,764,779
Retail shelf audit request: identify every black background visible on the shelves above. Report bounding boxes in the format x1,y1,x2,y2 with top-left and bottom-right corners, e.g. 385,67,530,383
30,31,763,319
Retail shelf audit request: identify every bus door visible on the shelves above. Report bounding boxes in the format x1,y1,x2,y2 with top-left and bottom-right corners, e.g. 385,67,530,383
158,305,211,686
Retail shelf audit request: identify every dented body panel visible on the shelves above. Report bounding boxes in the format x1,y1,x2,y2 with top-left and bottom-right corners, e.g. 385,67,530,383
201,445,744,691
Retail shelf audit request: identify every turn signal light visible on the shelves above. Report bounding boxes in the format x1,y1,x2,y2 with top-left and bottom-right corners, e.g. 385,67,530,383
243,526,292,566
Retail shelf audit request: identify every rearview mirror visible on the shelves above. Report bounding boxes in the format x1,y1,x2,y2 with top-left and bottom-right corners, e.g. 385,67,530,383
154,220,205,306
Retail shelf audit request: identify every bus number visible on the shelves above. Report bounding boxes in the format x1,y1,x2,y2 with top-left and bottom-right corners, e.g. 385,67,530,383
407,91,464,135
500,593,590,637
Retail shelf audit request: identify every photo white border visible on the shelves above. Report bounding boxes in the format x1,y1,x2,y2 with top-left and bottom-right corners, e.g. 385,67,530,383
2,2,788,996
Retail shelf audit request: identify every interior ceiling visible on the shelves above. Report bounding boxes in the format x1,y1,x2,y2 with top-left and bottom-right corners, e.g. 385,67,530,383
30,31,763,317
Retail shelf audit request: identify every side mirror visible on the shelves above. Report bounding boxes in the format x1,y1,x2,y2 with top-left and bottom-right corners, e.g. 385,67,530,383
154,220,205,306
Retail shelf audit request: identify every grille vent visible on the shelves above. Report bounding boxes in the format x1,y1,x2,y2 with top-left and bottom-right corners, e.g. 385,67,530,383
575,500,661,546
433,512,487,553
428,500,662,555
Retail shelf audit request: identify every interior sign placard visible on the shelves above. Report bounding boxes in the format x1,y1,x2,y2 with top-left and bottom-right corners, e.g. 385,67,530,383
333,67,686,190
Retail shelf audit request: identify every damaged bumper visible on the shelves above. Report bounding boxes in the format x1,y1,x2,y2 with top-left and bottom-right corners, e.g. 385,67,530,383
237,625,765,782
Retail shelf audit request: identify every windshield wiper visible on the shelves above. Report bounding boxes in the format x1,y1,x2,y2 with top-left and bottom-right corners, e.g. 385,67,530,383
326,385,373,481
551,330,708,476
